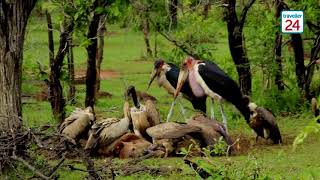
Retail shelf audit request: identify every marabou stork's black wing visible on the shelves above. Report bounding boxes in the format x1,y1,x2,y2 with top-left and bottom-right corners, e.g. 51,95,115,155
257,107,282,144
165,63,179,89
166,63,207,113
197,60,250,120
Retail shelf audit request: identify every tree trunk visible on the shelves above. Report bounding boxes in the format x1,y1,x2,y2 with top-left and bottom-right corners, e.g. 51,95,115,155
168,0,178,29
46,11,54,66
96,15,106,95
141,14,152,57
275,0,305,97
85,13,101,108
67,33,76,104
291,34,305,90
224,0,255,95
48,19,73,123
203,0,211,19
305,34,320,99
274,31,285,90
0,0,37,132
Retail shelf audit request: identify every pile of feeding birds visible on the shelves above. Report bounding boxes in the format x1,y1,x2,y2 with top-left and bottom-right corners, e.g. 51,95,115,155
59,86,280,160
59,56,285,159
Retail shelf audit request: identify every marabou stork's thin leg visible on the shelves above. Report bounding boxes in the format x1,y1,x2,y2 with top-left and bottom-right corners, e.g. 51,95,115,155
166,99,176,122
218,99,228,132
210,98,215,119
178,98,187,119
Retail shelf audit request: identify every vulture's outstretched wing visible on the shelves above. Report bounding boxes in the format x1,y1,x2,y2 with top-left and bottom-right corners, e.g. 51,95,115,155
146,122,201,139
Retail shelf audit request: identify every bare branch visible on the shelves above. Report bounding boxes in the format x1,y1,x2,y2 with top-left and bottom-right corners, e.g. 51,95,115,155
156,29,201,59
11,155,50,180
238,0,256,31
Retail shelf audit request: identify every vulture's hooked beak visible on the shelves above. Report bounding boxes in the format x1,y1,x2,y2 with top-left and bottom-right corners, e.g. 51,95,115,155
174,69,188,100
147,68,160,90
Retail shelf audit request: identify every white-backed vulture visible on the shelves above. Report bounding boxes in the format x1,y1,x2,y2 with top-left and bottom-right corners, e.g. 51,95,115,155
187,113,233,147
85,117,130,151
124,86,161,139
248,103,282,144
59,107,94,139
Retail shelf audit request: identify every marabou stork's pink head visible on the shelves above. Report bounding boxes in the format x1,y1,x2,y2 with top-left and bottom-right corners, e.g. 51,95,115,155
181,56,195,71
174,56,195,99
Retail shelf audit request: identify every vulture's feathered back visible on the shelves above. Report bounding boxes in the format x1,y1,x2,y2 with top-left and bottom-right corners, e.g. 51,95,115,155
85,117,130,150
146,122,201,139
60,107,94,139
187,114,233,146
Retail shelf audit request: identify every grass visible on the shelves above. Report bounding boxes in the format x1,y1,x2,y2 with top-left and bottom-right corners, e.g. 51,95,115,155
13,13,320,179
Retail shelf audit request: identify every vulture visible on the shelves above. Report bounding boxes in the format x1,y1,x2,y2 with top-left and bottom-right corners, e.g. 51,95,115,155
311,98,320,123
146,122,201,157
85,116,130,152
124,85,161,139
248,102,282,144
187,113,233,148
59,107,94,139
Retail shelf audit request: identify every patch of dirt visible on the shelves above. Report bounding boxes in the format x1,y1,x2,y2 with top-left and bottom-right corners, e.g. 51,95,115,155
230,133,295,156
22,81,49,102
75,69,120,84
105,31,118,36
97,91,113,98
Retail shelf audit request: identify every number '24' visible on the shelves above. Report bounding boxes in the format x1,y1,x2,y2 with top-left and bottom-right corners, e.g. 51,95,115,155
285,20,300,31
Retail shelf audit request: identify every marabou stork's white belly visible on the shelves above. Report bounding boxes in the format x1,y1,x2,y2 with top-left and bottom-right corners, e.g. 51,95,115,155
157,72,176,95
194,63,222,100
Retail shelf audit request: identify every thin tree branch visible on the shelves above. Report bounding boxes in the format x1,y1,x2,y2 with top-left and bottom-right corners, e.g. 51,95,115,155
11,155,50,180
238,0,256,31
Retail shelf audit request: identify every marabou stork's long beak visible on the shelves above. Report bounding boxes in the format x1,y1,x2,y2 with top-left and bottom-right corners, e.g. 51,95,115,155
147,68,160,90
174,69,188,100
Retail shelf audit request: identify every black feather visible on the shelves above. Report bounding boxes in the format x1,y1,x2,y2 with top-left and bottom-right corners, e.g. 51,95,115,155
197,60,250,121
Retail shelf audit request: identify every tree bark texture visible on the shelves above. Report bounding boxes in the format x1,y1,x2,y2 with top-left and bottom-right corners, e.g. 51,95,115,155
48,19,74,123
67,33,76,104
85,13,101,108
141,14,152,57
224,0,255,95
0,0,37,132
96,15,106,95
305,34,320,99
274,31,285,90
275,0,305,95
168,0,178,29
203,0,211,19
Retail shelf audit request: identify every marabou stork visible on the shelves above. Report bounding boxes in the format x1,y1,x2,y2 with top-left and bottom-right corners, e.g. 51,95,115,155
311,98,320,123
248,102,282,144
174,56,251,131
148,59,207,122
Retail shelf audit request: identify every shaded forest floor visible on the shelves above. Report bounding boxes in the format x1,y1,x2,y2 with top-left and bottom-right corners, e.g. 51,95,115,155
9,17,320,179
